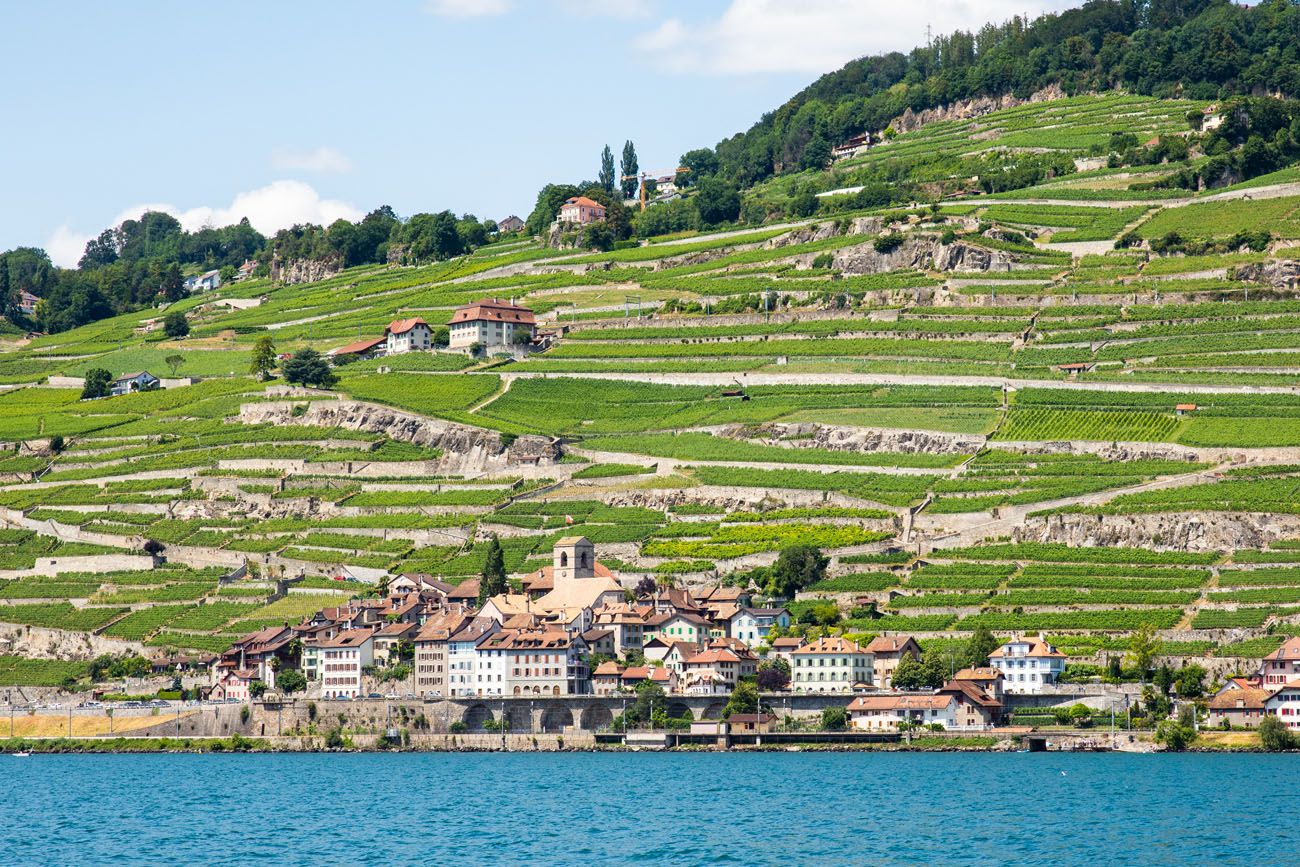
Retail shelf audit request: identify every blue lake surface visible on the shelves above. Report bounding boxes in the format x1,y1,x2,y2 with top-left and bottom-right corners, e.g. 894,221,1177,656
0,751,1288,865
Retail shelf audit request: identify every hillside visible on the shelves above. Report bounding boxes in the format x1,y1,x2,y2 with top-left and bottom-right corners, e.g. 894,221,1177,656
6,86,1300,691
10,0,1300,693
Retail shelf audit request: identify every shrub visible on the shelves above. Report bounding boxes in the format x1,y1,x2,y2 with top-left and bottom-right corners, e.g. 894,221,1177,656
820,706,848,732
873,234,905,254
1259,714,1294,751
163,312,190,339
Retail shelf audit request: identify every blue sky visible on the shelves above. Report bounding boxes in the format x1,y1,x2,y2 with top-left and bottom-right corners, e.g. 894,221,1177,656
3,0,1082,266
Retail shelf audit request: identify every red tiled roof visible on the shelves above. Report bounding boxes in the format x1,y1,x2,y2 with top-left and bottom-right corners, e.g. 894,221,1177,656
386,317,429,335
563,196,606,210
448,299,536,327
331,335,386,356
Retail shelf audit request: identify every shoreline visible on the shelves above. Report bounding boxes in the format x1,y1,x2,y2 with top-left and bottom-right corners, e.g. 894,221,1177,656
1,731,1271,754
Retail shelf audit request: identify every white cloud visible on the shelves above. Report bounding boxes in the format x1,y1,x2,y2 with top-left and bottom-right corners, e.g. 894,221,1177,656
271,146,352,173
45,225,94,269
425,0,510,17
636,0,1078,75
45,181,363,268
559,0,653,18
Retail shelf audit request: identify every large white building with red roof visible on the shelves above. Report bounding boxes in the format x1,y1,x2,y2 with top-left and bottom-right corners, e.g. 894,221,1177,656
988,637,1067,694
447,299,535,350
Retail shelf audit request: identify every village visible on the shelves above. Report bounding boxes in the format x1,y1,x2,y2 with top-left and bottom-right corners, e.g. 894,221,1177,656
121,534,1291,746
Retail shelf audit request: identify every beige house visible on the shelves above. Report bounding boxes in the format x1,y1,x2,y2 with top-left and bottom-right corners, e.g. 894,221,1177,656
791,636,873,694
864,635,922,688
413,611,473,697
681,647,757,695
447,299,535,350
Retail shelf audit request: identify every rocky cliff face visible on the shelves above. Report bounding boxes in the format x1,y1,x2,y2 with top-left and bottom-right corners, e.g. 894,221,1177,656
889,84,1066,135
238,400,560,471
270,256,343,285
721,422,985,456
1015,511,1300,552
1233,259,1300,291
827,237,1013,276
765,217,886,250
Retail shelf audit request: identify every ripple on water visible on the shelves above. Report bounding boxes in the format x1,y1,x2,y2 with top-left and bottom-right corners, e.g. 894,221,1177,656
0,752,1281,866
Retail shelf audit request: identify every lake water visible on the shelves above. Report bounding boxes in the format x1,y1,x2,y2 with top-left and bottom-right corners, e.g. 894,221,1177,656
0,751,1287,865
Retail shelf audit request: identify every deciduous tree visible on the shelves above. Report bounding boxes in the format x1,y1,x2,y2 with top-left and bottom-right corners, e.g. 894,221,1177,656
250,334,277,381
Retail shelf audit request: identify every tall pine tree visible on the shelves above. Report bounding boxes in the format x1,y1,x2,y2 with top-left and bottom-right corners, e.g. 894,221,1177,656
477,534,507,605
620,140,639,198
598,144,616,193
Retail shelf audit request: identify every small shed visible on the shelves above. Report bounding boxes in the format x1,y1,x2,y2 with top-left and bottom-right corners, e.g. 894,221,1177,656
1175,403,1197,416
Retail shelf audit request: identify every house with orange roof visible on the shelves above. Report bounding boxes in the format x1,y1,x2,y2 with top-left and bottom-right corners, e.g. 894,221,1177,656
988,637,1067,694
320,629,376,699
1258,636,1300,688
447,298,535,350
681,647,756,695
953,667,1005,700
791,636,873,694
413,610,474,697
477,627,590,696
1207,677,1272,729
558,195,606,225
592,660,625,695
863,635,921,689
383,317,432,354
847,693,957,731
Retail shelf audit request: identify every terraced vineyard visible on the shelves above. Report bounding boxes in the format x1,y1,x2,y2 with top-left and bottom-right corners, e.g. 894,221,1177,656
8,90,1300,685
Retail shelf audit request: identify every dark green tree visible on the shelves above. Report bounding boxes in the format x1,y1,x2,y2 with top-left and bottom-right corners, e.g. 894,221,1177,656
963,627,1000,668
276,670,307,693
694,177,741,225
81,368,113,399
163,311,189,338
723,679,760,718
1259,714,1294,751
620,140,639,198
756,657,790,691
599,144,616,193
477,535,507,605
282,348,337,388
159,263,186,302
677,147,718,185
764,545,828,599
250,334,277,381
820,706,848,731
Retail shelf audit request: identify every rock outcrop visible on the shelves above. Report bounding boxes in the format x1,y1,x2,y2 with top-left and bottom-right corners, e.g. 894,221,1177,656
1233,259,1300,291
720,422,985,456
238,399,561,471
889,84,1066,136
270,256,343,285
827,236,1013,276
1015,511,1300,552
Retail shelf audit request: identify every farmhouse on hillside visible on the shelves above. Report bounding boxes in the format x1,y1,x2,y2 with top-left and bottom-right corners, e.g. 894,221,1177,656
110,370,161,397
328,317,433,360
384,317,432,354
498,215,525,233
447,299,535,350
558,196,606,225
